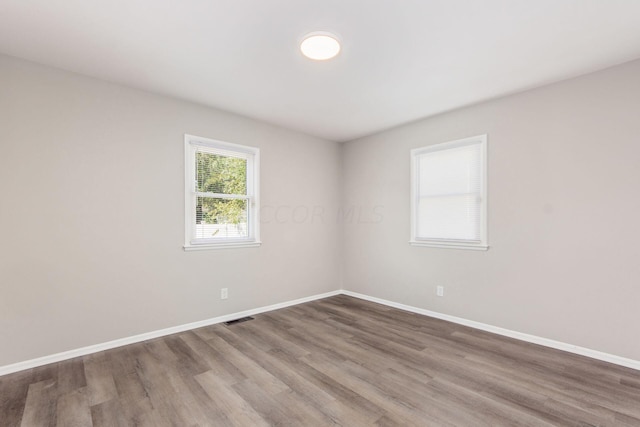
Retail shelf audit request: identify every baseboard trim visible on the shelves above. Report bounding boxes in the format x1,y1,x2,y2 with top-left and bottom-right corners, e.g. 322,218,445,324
342,290,640,371
0,290,341,377
3,288,638,376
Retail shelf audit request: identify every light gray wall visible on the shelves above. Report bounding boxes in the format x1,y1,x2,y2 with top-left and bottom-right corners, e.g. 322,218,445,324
0,55,341,366
3,53,640,368
342,59,640,361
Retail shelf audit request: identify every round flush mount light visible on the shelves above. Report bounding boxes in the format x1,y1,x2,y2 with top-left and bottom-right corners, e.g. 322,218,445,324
300,32,341,60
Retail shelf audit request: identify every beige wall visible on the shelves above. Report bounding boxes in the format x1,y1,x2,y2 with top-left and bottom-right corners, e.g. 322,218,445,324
0,55,341,366
342,59,640,361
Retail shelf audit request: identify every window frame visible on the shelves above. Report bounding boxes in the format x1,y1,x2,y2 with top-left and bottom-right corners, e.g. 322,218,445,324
410,134,488,251
184,134,260,251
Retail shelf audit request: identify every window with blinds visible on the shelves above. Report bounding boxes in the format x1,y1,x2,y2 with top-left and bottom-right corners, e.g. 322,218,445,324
184,135,260,250
410,135,488,250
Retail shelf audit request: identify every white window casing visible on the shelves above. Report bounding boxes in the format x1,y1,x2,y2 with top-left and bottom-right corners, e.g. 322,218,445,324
184,134,260,251
410,135,488,251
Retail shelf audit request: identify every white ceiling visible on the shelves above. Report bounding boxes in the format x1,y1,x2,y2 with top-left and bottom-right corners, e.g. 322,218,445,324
1,1,640,142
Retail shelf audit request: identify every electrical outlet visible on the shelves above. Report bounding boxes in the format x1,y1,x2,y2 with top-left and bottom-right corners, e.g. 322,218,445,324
221,288,228,300
436,286,444,297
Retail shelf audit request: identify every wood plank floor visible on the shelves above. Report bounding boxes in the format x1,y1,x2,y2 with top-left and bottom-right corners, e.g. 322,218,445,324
2,295,640,426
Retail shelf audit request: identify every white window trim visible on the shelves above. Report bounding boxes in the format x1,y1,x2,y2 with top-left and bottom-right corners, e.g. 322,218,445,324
184,134,261,251
410,134,488,251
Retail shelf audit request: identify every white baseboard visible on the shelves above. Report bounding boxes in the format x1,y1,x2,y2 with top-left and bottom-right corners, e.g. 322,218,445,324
2,288,638,376
342,290,640,371
0,290,341,377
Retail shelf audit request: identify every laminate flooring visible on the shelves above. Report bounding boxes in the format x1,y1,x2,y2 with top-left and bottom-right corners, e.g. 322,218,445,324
2,295,640,426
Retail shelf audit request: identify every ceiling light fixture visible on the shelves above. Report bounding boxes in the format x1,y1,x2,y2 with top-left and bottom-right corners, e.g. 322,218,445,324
300,32,341,60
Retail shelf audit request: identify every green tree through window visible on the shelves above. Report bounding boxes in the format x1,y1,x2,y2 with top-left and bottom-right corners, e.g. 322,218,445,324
196,152,247,226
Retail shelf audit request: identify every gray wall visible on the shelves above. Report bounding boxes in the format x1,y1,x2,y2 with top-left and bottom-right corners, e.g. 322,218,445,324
2,53,640,368
342,59,640,361
0,55,341,366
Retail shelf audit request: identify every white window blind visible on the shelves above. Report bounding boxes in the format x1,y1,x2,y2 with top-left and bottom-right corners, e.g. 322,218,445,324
411,135,487,250
184,135,260,250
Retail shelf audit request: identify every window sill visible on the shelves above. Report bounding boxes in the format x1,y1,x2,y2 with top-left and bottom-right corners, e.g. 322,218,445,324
184,241,262,251
409,241,489,251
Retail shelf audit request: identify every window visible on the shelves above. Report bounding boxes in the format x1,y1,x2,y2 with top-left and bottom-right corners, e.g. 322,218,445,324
184,134,260,250
410,135,487,250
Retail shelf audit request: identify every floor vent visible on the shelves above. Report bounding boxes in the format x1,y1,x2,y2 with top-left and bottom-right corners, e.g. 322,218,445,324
224,316,254,326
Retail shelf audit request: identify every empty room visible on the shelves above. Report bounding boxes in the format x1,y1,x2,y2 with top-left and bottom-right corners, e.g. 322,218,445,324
1,1,640,426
